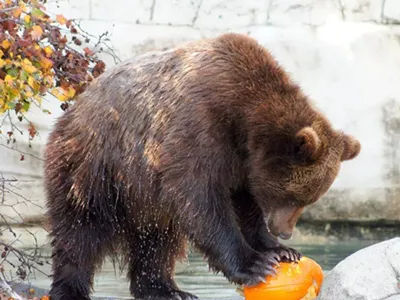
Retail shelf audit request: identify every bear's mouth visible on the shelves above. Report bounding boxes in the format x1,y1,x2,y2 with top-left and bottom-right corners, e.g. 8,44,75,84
264,212,293,241
264,212,279,241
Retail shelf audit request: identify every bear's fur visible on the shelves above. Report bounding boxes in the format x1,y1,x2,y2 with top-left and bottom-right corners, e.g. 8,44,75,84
44,33,361,300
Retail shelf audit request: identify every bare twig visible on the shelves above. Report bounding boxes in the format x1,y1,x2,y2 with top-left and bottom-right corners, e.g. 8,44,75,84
0,175,50,288
72,20,122,64
6,111,23,136
0,6,19,13
0,144,43,161
0,271,24,300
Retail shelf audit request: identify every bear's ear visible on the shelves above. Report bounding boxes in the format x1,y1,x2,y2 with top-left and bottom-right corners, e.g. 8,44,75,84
294,127,321,162
341,134,361,161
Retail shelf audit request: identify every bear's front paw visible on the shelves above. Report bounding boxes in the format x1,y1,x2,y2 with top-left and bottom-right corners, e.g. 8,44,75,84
226,250,281,286
274,245,302,263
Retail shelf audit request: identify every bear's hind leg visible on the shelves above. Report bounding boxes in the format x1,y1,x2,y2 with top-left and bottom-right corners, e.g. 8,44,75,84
127,226,198,300
48,215,114,300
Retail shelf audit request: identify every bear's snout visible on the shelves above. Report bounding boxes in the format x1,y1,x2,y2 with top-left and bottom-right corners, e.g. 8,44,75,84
267,206,304,239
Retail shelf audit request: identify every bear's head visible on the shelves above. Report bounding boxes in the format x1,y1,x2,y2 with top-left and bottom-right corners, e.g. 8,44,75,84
192,32,361,240
247,117,361,240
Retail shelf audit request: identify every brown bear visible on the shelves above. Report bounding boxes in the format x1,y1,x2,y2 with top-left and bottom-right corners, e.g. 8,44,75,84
44,33,360,300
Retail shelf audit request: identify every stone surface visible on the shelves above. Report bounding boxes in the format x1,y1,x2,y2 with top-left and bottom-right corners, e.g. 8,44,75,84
194,0,269,29
318,238,400,300
340,0,383,21
90,0,153,23
110,24,203,60
152,0,202,26
267,0,342,26
44,0,91,20
384,0,400,23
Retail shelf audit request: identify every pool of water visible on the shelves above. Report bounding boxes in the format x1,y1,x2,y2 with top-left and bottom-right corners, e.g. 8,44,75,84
1,226,385,299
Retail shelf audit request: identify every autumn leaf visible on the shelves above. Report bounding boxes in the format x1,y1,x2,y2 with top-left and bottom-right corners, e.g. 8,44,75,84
4,75,14,86
21,58,38,73
39,57,53,70
28,122,37,138
0,0,108,142
28,76,40,92
56,14,67,25
23,84,34,97
31,8,45,19
31,25,43,40
8,87,20,101
66,86,76,98
44,75,54,86
13,7,22,18
30,0,46,10
23,101,31,112
24,14,31,23
43,46,53,57
20,2,28,13
83,47,94,56
52,86,76,101
1,40,11,50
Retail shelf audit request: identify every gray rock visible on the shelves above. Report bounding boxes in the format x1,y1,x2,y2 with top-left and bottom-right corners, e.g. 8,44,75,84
318,238,400,300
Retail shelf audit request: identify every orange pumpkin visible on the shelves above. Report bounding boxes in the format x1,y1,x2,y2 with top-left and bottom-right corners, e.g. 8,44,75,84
243,256,324,300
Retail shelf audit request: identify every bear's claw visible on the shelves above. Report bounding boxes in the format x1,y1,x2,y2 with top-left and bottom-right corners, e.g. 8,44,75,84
275,245,302,263
226,249,281,286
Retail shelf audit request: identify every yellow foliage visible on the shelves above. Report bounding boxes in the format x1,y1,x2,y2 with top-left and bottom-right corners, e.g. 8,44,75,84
4,75,14,86
31,25,43,40
52,86,76,101
0,0,106,127
56,14,67,25
27,76,40,92
13,7,22,18
22,58,38,74
44,74,54,86
43,46,53,57
20,2,28,13
1,40,11,50
24,85,34,98
40,57,53,70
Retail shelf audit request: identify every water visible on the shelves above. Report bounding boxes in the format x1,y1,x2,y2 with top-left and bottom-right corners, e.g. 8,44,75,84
1,226,385,299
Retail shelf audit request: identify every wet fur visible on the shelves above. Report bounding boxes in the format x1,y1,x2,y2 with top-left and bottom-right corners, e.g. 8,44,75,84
44,33,360,299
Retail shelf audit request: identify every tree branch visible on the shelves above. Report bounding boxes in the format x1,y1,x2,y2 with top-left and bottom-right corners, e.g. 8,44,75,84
0,271,24,300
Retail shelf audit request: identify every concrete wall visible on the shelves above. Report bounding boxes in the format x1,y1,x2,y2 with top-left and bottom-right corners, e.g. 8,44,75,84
1,0,400,223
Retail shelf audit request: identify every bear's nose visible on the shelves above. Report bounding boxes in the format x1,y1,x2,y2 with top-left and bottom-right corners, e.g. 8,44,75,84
278,232,292,240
